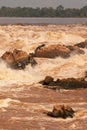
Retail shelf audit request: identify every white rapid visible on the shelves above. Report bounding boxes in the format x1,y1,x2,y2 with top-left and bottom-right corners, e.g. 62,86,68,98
0,24,87,86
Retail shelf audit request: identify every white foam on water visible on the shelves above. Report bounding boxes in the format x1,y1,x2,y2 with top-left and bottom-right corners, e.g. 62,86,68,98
0,98,20,108
0,25,87,86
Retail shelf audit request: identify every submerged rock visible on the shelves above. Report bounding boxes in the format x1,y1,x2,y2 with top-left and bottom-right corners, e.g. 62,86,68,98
47,105,75,118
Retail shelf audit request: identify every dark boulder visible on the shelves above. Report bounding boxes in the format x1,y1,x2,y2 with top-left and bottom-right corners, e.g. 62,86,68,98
47,105,75,118
40,76,54,85
56,78,87,89
40,76,87,89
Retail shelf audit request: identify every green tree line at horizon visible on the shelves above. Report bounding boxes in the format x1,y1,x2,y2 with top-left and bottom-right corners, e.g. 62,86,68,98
0,5,87,17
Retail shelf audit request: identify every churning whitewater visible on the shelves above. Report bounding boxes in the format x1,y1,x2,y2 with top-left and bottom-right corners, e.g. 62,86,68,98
0,24,87,130
0,24,87,86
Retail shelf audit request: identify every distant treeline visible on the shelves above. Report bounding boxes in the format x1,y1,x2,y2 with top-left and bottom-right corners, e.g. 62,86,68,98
0,5,87,17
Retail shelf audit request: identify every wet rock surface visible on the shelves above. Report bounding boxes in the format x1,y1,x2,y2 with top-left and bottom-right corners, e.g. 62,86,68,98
34,44,85,59
1,43,85,70
0,24,87,130
40,76,87,89
47,104,75,118
34,44,71,58
1,49,37,69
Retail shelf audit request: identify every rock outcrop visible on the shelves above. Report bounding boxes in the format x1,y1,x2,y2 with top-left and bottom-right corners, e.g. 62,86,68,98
34,45,70,58
40,76,87,89
41,76,54,85
47,105,75,118
34,44,85,59
1,49,37,69
56,78,87,89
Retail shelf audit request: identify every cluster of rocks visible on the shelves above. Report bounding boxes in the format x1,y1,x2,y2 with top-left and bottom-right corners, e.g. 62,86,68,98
34,42,85,59
40,76,87,89
1,49,37,69
1,40,87,69
47,104,75,119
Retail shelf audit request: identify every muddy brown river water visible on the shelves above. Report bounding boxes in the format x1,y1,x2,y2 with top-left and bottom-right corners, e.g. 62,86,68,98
0,24,87,130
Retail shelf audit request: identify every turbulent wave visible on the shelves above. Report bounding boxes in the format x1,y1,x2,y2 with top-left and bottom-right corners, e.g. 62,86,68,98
0,25,87,86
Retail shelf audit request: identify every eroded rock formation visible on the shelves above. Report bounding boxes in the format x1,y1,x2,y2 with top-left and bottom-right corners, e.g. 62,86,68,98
34,44,70,58
47,105,75,118
1,49,37,69
34,43,85,59
13,49,29,65
40,76,87,89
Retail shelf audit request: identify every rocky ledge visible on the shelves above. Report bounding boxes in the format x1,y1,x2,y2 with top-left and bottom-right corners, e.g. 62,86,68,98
34,44,84,58
1,42,85,70
40,76,87,89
